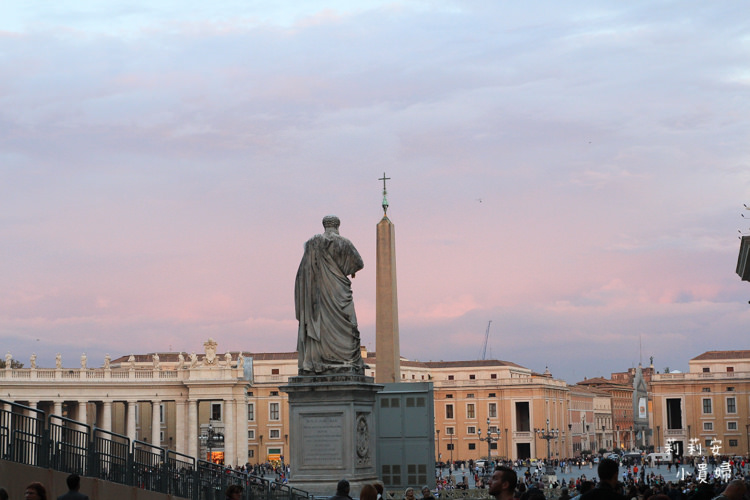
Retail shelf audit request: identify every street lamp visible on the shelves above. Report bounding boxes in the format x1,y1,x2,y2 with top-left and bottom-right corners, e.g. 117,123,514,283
436,429,440,463
656,425,660,453
449,429,454,465
616,425,620,452
534,419,559,478
478,417,501,463
199,423,225,464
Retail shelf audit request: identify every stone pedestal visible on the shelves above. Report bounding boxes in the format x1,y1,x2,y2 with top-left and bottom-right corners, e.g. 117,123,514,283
281,374,383,497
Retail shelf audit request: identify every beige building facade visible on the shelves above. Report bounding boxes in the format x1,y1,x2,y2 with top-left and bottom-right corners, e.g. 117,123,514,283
5,343,746,466
650,350,750,457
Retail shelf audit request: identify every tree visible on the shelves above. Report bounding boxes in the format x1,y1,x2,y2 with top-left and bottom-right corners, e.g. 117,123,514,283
0,358,24,369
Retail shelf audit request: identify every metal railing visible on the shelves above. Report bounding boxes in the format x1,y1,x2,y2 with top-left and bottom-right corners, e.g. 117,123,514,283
0,399,309,500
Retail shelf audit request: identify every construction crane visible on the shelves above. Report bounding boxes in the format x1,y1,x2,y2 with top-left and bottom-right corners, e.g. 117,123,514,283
480,320,492,360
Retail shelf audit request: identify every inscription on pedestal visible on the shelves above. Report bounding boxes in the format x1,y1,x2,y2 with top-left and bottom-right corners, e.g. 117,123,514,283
301,414,344,467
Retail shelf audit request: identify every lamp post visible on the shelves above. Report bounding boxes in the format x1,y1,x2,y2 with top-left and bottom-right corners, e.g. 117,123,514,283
199,423,225,464
436,429,441,463
568,424,573,457
534,419,559,479
478,417,501,463
656,425,660,453
449,430,453,465
602,424,606,452
616,425,620,452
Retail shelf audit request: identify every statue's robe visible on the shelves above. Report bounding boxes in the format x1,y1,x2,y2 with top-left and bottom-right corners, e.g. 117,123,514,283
295,232,365,374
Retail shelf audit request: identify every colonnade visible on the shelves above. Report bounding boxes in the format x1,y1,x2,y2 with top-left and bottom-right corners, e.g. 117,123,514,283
2,396,250,467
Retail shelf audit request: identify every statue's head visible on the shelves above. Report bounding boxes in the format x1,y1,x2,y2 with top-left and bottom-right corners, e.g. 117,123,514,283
322,215,340,230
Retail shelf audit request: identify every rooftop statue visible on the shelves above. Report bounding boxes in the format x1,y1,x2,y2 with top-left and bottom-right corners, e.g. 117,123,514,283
295,215,365,375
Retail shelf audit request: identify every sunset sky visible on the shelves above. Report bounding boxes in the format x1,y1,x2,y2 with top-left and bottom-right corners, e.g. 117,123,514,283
1,1,749,383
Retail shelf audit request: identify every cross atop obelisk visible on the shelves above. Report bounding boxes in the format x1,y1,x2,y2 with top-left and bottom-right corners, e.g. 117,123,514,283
379,172,391,215
376,173,400,383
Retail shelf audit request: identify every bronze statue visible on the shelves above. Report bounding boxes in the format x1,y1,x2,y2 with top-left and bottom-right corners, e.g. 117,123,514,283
295,215,365,375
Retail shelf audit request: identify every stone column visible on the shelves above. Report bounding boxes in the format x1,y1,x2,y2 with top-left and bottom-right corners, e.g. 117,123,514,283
126,400,137,444
26,400,40,436
188,399,198,459
102,400,113,432
224,398,235,467
152,400,161,447
78,401,88,430
235,396,249,466
53,400,63,417
175,400,186,455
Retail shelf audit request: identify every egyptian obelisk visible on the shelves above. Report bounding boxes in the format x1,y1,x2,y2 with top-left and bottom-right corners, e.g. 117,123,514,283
376,173,401,383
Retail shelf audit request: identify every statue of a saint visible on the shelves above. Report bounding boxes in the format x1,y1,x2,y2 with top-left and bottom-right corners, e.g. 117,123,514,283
189,352,198,368
5,352,12,368
153,353,160,370
30,353,37,369
295,215,365,375
128,354,136,368
104,354,111,369
177,352,185,369
80,353,87,369
56,353,62,369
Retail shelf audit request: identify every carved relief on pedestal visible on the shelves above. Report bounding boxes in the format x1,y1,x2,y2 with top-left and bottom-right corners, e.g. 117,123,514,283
355,412,371,466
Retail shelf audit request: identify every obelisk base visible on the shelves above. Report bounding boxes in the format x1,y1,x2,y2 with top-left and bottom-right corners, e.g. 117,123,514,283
281,374,384,497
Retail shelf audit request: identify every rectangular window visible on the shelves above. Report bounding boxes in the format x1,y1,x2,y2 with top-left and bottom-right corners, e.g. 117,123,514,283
703,422,713,431
270,429,280,439
702,367,710,373
489,426,499,433
160,403,165,424
491,374,497,379
447,444,454,451
160,431,164,443
489,403,497,418
729,439,738,447
490,443,498,450
269,402,280,421
248,403,255,421
727,386,735,391
469,374,476,380
468,443,476,450
467,426,476,434
248,449,254,458
448,375,454,380
515,402,530,432
248,429,255,439
446,427,454,435
446,394,454,399
270,391,279,396
702,399,712,414
728,422,737,431
272,368,279,375
446,404,454,419
488,393,496,397
467,403,475,419
211,403,222,421
467,393,475,398
702,388,711,392
727,397,737,413
666,399,682,430
726,367,734,372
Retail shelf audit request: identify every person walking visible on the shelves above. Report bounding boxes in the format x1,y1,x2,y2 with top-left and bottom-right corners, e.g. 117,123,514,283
56,474,88,500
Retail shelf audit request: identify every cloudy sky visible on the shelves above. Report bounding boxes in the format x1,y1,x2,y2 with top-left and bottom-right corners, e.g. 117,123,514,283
1,1,749,383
